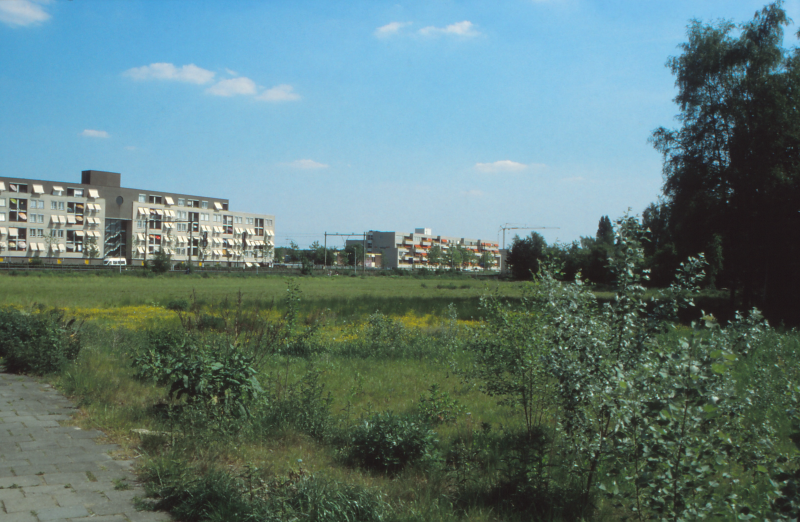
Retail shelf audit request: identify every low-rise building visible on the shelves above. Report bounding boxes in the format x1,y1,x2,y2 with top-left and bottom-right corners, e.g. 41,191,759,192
347,228,500,270
0,170,275,267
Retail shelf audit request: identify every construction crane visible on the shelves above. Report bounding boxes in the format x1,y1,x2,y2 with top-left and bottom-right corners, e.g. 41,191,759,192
498,224,560,273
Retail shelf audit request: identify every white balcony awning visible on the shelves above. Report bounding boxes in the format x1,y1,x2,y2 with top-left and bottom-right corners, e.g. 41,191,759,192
50,215,59,224
75,230,84,237
266,230,274,236
137,246,145,254
32,184,44,194
155,209,163,216
214,202,223,210
137,233,146,241
0,227,6,235
165,197,174,205
138,207,148,216
88,189,100,198
247,228,255,235
67,215,76,224
58,215,67,224
0,182,5,191
51,185,63,194
29,242,38,251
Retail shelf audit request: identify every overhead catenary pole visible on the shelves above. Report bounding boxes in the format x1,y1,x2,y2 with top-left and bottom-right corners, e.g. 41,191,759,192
324,232,363,271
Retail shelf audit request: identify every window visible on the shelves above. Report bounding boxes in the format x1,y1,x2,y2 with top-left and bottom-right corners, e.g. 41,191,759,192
67,188,84,197
213,214,221,222
8,227,26,251
35,214,44,223
177,198,185,206
177,223,188,232
51,229,64,238
201,213,209,221
201,201,208,209
177,210,187,220
189,212,199,232
138,194,146,203
9,198,27,222
223,215,233,234
148,233,162,254
148,209,162,230
66,230,83,253
50,201,57,210
0,199,4,208
255,218,264,237
52,187,63,196
0,213,4,222
188,199,200,208
9,184,27,193
149,195,162,204
136,220,146,229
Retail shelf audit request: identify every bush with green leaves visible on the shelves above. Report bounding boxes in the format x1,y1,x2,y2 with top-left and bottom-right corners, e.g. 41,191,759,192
0,306,82,375
166,345,262,418
254,368,334,440
141,456,389,522
469,214,800,520
416,383,464,425
344,411,438,474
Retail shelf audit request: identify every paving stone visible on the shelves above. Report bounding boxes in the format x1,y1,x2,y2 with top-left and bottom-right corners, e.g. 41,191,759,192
0,512,38,522
34,504,91,520
3,493,59,513
0,373,171,521
0,475,42,487
0,487,26,500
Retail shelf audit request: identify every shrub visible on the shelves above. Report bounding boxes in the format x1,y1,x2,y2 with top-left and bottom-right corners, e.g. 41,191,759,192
0,307,82,375
344,412,438,474
141,457,389,522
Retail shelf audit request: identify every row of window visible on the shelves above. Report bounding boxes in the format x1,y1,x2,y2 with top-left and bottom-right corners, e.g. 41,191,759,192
3,184,86,197
136,194,229,211
1,227,89,252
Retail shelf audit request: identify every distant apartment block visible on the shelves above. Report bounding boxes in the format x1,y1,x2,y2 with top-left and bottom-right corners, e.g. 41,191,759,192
348,228,501,269
0,170,275,266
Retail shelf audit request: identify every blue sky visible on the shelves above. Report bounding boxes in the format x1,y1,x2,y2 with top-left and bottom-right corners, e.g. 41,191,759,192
2,0,798,248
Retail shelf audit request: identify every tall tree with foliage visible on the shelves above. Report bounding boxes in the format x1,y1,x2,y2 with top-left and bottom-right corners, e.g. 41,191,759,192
506,232,547,280
652,1,800,319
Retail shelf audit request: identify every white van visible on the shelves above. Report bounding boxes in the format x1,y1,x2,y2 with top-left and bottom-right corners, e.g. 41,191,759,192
103,258,127,267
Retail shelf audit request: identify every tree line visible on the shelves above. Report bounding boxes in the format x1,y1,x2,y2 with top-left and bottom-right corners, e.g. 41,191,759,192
509,1,800,324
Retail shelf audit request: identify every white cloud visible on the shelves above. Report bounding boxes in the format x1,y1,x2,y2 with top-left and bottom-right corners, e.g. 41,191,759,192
474,160,538,173
81,129,109,139
0,0,50,27
286,159,329,170
257,84,301,102
375,21,411,37
123,63,215,84
419,21,480,37
206,77,257,97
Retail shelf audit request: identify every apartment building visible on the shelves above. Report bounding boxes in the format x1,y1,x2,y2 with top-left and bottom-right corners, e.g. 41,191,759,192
348,228,501,269
0,170,275,267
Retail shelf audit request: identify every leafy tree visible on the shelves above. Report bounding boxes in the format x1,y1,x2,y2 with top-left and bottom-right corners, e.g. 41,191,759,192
651,1,800,320
150,248,172,273
596,215,614,245
427,244,443,268
506,232,547,280
443,245,464,271
83,235,100,260
480,250,495,270
344,243,364,266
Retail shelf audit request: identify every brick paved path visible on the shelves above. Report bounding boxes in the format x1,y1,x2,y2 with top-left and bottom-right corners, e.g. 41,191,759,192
0,373,171,522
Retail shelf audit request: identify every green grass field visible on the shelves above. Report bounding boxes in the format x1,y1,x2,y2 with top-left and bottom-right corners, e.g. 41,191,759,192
1,271,789,521
0,271,524,320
